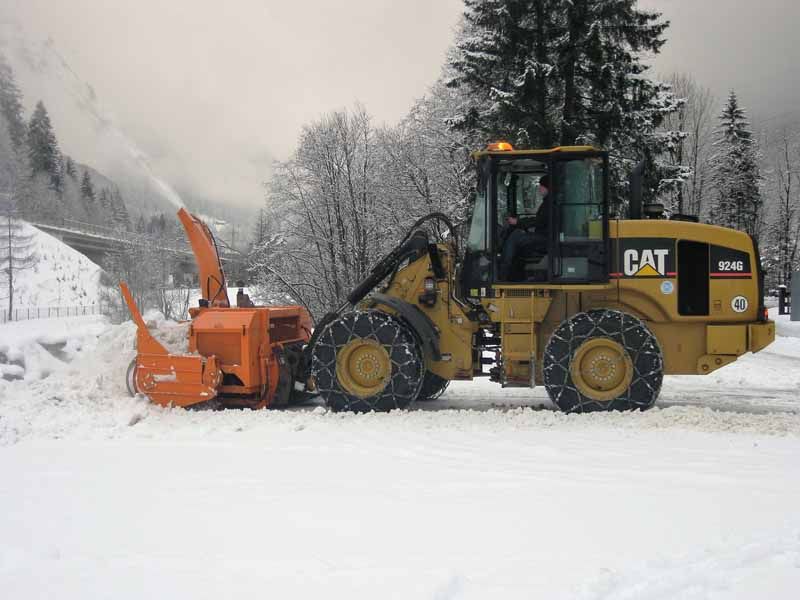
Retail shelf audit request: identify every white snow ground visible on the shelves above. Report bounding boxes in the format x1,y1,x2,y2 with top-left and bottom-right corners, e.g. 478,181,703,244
1,314,799,599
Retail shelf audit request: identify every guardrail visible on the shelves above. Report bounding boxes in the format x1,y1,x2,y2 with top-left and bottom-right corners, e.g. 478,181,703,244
0,304,113,324
29,215,241,259
30,216,191,254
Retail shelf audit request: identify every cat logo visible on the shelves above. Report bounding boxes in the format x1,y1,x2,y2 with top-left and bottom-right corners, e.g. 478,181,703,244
611,239,676,279
624,249,670,277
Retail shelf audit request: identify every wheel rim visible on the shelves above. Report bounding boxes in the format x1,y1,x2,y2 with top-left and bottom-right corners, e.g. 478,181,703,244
570,337,633,402
335,338,392,398
126,359,139,397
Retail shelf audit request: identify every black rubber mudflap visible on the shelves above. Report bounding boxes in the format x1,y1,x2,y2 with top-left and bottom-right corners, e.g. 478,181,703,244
416,371,450,402
311,310,424,412
543,309,663,413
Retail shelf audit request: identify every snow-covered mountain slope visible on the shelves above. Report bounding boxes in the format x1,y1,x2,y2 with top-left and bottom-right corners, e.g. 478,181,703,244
2,222,103,309
0,314,798,599
0,21,183,218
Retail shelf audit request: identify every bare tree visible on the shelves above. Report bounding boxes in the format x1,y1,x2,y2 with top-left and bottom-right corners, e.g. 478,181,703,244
102,239,178,321
764,129,800,287
255,106,387,317
660,73,716,215
377,81,477,234
0,189,38,316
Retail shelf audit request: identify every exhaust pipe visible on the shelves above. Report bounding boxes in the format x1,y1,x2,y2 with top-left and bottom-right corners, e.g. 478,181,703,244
629,160,645,220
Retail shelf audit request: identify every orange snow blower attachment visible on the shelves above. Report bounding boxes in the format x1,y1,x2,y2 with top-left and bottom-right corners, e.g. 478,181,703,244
122,209,313,409
121,281,222,407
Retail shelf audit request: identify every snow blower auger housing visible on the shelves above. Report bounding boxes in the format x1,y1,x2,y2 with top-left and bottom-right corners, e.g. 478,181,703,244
307,144,776,413
122,208,312,409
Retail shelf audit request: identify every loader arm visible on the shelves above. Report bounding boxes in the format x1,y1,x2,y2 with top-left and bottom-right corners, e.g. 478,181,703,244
177,208,230,307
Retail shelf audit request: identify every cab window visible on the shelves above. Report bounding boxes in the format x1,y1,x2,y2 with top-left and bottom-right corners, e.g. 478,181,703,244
554,158,604,242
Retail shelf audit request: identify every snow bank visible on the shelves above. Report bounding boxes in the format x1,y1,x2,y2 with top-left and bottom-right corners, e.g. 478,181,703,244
0,315,108,382
4,222,104,308
769,307,800,338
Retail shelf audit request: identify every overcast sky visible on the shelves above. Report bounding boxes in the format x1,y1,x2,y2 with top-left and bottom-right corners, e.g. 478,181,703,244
2,0,798,210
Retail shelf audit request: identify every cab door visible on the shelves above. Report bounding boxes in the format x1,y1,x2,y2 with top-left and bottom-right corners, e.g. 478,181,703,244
460,159,493,299
549,155,609,283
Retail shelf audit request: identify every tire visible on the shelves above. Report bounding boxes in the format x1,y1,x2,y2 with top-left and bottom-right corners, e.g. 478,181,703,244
125,359,139,397
416,371,450,402
311,310,424,412
543,309,663,413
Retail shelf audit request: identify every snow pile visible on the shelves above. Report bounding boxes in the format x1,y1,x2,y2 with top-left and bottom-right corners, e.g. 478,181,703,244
5,222,104,308
769,307,800,338
0,315,108,382
141,309,190,354
0,312,195,443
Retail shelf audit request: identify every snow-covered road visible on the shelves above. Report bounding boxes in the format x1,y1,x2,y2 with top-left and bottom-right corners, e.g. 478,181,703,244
1,315,799,598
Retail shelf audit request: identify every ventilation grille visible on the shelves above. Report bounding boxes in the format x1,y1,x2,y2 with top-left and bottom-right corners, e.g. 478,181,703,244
504,289,532,298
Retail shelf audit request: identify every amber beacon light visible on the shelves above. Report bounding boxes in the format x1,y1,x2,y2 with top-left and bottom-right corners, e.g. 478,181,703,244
487,141,514,151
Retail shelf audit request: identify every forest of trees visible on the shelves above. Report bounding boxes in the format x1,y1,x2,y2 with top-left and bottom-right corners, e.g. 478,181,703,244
0,52,131,231
252,0,800,317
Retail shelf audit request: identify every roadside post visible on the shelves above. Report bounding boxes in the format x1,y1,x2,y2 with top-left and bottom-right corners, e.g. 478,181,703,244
778,285,789,315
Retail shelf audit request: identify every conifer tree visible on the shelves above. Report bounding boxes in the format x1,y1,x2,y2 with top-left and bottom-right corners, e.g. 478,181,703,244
99,188,112,214
27,101,62,191
0,53,26,150
447,0,684,206
251,208,269,247
64,156,77,180
80,170,95,205
708,91,762,239
111,189,130,230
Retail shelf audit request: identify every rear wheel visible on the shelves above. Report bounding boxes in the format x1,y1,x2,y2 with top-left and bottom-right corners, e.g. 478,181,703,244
543,309,663,413
416,371,450,402
311,310,424,412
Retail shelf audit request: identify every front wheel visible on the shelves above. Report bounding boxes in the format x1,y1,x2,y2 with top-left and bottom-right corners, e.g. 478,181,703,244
311,310,424,412
543,309,663,413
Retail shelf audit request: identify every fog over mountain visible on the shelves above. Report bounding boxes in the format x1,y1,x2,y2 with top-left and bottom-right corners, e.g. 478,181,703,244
0,0,462,214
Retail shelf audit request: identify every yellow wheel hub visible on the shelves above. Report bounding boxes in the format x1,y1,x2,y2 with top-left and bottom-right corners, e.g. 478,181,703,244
570,338,633,402
336,338,392,398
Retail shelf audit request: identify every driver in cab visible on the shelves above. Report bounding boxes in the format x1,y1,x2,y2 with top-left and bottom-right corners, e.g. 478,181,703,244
499,174,550,281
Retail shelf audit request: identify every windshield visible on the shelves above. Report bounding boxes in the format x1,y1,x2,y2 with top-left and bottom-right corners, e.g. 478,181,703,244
467,187,489,252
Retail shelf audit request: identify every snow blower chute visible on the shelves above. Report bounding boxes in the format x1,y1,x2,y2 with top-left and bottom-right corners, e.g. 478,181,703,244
122,208,312,409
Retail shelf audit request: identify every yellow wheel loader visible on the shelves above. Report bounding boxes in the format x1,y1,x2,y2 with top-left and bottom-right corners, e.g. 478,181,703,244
305,144,776,413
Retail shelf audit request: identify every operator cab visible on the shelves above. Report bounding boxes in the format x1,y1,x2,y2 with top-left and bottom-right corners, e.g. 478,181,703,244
461,144,609,298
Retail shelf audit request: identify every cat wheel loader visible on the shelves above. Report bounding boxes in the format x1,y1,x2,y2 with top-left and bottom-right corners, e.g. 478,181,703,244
306,143,776,413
